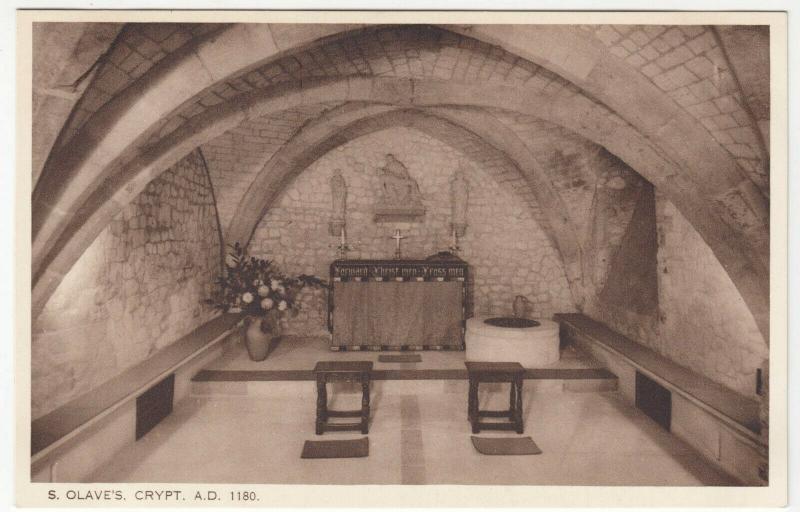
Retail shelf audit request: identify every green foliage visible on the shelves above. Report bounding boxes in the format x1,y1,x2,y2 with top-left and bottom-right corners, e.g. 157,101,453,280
205,242,327,317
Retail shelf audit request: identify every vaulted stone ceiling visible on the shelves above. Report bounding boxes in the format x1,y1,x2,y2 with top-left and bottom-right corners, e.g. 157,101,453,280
31,23,771,342
581,24,768,191
32,23,229,184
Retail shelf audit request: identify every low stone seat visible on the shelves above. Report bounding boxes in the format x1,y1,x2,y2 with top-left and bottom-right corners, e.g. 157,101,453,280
32,313,243,457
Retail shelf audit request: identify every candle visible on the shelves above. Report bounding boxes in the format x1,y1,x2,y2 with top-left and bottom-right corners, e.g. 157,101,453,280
340,226,346,247
451,227,457,248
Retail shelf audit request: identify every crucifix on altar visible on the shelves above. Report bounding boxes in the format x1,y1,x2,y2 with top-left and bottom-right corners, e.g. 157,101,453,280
390,229,406,259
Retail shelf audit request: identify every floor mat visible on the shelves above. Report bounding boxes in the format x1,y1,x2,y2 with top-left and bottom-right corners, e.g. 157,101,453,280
470,436,542,455
301,437,369,458
378,354,422,363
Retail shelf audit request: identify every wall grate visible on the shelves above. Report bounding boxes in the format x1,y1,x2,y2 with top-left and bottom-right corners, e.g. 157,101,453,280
135,374,175,440
635,371,671,431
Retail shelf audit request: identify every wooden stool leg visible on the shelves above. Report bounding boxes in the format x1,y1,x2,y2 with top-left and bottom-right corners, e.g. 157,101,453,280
316,378,327,435
515,378,524,434
467,378,474,421
468,379,480,434
361,377,370,434
509,379,517,415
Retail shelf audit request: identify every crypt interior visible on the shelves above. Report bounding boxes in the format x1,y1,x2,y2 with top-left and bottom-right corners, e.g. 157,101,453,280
30,22,771,486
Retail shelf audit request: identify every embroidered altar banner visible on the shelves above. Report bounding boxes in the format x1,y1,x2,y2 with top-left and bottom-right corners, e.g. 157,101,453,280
329,258,468,350
331,261,466,281
331,281,464,349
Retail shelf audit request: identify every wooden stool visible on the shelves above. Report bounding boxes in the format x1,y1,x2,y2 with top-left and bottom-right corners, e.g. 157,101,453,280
465,361,525,434
313,361,373,435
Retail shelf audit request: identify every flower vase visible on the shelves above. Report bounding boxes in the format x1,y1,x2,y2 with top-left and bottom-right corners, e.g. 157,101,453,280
244,313,280,361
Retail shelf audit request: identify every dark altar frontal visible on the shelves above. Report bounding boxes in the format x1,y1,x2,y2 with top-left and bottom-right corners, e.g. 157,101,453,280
328,256,468,351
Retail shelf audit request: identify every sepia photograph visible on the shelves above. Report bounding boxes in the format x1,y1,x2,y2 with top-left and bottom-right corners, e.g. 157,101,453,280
12,6,791,508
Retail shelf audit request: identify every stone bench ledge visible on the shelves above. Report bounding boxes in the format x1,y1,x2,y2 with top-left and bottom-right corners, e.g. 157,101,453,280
31,313,243,460
554,313,762,445
192,367,617,382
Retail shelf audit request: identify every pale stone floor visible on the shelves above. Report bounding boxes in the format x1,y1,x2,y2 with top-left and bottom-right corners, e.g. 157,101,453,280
90,383,737,486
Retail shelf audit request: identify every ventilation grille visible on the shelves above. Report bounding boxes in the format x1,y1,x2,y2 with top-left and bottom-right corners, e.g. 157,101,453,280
136,374,175,440
635,371,671,431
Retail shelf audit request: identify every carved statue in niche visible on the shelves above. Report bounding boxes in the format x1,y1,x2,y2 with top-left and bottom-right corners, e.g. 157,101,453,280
374,154,425,222
328,169,347,236
450,169,469,237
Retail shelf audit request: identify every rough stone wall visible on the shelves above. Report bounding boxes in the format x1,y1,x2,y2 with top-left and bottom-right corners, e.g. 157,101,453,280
489,110,648,303
201,103,341,231
497,104,765,397
249,127,576,336
31,149,221,419
598,182,659,316
489,110,607,240
581,153,649,300
592,191,767,397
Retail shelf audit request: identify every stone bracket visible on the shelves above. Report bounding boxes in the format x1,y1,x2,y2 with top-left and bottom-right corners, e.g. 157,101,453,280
328,220,346,236
373,207,426,223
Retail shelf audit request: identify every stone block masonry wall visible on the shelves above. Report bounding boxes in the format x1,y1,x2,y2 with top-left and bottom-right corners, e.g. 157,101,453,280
201,103,340,231
250,127,576,336
32,149,221,419
490,110,649,302
592,191,767,397
583,24,767,194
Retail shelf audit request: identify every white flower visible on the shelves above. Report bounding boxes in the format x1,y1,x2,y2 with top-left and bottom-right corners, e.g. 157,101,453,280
257,285,270,297
270,279,281,291
276,284,286,294
278,300,288,311
261,298,274,310
241,292,254,304
253,279,262,286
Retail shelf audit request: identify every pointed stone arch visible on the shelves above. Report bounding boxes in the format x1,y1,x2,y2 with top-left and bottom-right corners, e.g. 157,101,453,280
31,24,770,340
224,104,592,306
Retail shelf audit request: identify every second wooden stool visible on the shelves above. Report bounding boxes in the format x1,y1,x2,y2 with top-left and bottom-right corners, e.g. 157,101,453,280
313,360,373,435
465,361,525,434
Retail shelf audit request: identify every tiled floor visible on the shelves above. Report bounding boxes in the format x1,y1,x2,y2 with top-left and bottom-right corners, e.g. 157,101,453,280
89,388,737,485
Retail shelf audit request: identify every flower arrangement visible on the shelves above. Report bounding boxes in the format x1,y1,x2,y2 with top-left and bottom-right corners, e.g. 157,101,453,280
205,242,326,318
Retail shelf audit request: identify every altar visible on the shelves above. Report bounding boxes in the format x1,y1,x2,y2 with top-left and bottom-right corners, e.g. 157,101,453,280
328,257,468,351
